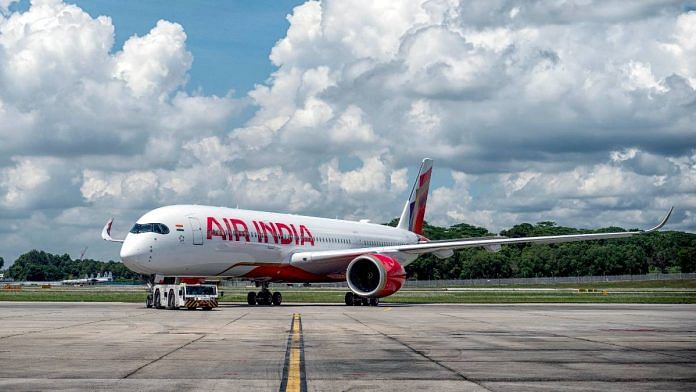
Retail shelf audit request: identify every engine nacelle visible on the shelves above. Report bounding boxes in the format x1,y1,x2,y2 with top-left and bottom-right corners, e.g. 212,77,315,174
346,254,406,298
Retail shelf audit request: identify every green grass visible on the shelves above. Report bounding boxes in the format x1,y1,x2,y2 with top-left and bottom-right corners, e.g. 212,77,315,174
1,280,695,304
444,279,696,289
0,290,146,302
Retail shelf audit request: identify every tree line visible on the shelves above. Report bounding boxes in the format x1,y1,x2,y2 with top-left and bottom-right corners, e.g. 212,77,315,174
5,250,141,282
2,220,695,281
388,220,696,280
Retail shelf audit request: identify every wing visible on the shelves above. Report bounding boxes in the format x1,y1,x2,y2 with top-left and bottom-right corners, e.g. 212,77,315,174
290,207,673,273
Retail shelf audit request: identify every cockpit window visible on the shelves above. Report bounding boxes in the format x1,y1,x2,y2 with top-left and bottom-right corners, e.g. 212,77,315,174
130,223,152,234
130,223,169,234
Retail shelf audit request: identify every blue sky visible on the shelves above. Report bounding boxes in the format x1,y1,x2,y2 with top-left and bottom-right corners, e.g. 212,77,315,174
61,0,454,183
10,0,304,96
74,0,304,96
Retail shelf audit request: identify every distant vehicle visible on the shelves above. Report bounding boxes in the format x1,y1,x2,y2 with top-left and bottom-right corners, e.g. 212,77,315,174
62,272,113,285
102,158,673,306
147,282,219,310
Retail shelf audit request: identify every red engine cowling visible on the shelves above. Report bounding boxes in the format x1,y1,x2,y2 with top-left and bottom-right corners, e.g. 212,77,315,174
346,254,406,298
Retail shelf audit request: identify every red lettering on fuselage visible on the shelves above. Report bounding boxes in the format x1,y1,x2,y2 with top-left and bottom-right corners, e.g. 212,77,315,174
230,218,250,242
207,217,227,240
275,223,293,245
289,224,299,245
207,217,314,246
222,218,233,239
252,221,261,241
258,221,278,244
299,225,314,246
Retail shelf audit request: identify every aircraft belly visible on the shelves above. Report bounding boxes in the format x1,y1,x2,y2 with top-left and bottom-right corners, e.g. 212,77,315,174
291,259,348,276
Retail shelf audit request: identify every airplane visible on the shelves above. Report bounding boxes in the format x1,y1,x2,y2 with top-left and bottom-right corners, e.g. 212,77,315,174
102,158,673,306
62,272,113,285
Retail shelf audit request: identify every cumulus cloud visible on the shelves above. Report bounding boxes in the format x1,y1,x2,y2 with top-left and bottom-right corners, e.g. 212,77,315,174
232,0,694,231
0,0,694,265
0,0,243,262
114,20,192,97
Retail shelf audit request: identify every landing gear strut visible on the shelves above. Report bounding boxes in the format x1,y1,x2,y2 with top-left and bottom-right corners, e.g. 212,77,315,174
345,292,379,306
247,282,282,306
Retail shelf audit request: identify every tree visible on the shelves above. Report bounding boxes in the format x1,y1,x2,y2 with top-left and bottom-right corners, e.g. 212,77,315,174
397,220,696,280
8,250,142,281
0,256,4,270
460,251,512,279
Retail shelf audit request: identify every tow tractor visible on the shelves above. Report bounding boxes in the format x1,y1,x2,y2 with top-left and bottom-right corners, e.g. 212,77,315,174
146,282,219,310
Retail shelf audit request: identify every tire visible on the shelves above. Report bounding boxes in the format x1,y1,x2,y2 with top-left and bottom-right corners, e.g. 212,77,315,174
362,297,370,306
167,289,178,310
146,295,153,308
353,295,363,306
369,298,379,306
257,291,271,306
272,292,282,306
154,289,163,309
247,291,257,306
345,292,354,306
166,290,173,310
202,307,212,311
187,307,196,310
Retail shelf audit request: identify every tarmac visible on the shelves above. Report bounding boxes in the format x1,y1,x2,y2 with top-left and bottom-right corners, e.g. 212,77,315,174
0,302,694,391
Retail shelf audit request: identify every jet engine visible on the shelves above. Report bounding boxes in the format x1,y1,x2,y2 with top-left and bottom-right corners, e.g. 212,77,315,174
346,254,406,298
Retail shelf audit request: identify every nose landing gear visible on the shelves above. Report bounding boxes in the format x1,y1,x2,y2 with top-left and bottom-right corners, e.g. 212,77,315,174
247,282,282,306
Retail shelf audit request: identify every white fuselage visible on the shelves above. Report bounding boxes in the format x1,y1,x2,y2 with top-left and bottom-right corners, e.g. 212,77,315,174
120,205,419,281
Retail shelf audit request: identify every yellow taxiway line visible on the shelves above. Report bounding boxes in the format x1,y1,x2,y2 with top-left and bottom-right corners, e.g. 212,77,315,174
281,313,306,392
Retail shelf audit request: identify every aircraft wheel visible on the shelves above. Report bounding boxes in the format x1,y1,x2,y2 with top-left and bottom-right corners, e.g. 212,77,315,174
256,291,271,305
361,297,370,306
272,292,282,306
345,292,354,306
247,291,257,306
369,298,379,306
145,295,153,308
353,295,363,306
154,289,163,309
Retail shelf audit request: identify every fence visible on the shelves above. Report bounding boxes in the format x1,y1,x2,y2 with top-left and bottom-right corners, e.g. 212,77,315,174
402,272,696,287
220,272,695,288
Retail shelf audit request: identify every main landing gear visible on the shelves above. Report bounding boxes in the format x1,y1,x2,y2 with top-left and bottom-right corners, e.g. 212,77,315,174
247,282,282,306
345,292,379,306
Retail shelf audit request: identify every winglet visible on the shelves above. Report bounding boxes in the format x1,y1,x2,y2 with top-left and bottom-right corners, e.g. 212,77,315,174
644,207,674,233
101,217,124,243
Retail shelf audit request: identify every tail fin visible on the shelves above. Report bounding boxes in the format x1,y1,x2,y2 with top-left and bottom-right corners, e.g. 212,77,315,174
397,158,433,235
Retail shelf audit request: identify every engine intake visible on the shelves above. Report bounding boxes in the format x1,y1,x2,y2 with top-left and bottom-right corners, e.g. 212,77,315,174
346,254,406,298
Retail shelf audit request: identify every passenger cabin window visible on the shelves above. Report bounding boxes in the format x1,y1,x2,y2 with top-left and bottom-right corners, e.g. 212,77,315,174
130,223,169,234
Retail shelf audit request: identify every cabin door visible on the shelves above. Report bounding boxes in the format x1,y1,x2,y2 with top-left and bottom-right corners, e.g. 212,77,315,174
188,217,204,245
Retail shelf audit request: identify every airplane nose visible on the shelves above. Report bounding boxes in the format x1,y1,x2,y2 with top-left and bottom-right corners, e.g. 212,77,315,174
120,238,149,274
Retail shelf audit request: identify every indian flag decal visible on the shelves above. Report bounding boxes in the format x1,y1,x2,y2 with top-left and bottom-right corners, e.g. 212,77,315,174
176,224,184,232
